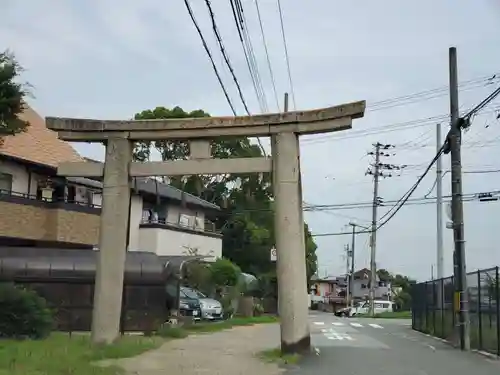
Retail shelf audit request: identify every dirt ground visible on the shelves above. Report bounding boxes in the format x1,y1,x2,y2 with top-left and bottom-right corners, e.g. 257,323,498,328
101,324,285,375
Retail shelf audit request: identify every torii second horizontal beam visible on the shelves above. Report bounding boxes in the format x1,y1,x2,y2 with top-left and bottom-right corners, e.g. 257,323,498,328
57,157,273,178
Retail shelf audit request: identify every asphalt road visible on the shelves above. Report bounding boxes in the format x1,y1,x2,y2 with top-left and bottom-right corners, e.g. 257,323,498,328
287,311,500,375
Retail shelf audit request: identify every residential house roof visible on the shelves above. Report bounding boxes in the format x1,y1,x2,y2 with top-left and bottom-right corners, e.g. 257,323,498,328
353,268,371,279
0,104,83,167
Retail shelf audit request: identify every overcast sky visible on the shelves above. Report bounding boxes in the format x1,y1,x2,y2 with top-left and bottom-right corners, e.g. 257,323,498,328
2,0,500,281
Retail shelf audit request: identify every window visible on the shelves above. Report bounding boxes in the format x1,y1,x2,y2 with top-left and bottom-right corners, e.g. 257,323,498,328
0,173,13,193
361,284,367,289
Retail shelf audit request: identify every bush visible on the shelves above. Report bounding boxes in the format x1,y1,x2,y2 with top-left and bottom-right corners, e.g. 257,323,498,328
0,283,54,339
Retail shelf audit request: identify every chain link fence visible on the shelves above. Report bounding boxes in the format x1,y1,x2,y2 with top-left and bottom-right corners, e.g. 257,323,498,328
412,266,500,356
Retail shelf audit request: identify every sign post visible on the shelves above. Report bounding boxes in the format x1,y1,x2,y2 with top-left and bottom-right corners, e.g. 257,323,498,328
270,246,277,262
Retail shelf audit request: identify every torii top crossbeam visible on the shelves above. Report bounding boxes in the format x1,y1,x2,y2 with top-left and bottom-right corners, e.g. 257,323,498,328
45,101,366,141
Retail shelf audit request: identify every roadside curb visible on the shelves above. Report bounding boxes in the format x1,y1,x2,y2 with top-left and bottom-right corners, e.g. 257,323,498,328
412,329,499,361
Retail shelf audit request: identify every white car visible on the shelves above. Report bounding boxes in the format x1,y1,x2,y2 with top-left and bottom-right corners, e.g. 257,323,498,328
336,300,395,317
183,287,224,321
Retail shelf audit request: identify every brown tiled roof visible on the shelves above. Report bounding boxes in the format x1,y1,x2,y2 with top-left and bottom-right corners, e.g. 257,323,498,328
0,104,83,167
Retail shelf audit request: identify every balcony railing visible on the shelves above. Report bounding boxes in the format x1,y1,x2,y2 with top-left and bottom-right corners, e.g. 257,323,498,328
140,217,219,234
0,188,101,210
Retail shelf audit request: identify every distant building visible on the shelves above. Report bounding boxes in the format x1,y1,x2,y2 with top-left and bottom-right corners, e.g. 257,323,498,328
350,268,393,301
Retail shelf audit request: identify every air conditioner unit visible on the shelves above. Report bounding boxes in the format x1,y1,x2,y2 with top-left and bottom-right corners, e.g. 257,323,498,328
194,217,204,231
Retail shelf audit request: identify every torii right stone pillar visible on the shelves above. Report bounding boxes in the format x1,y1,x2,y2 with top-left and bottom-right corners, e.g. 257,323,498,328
273,132,310,354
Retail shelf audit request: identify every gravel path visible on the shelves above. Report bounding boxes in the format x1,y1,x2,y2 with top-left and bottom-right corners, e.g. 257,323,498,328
103,324,284,375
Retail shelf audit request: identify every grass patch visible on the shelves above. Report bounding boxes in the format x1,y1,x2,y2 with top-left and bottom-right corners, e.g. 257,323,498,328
156,315,279,339
258,348,301,365
0,333,163,375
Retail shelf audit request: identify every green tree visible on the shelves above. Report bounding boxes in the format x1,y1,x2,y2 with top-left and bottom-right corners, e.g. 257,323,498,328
374,269,416,311
133,106,318,284
209,258,241,287
0,51,30,136
377,268,392,282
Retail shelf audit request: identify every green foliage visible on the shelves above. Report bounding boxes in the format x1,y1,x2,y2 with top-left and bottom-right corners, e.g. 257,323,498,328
0,51,30,136
132,106,318,284
376,269,416,311
209,258,241,287
0,283,54,339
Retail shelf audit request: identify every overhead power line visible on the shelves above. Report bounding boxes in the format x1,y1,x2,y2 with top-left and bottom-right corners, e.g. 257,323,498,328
183,0,237,115
360,80,500,234
230,0,269,113
368,73,498,113
205,0,267,156
277,0,296,110
310,193,498,237
204,0,250,115
301,108,498,146
255,0,280,111
376,144,445,229
463,85,500,121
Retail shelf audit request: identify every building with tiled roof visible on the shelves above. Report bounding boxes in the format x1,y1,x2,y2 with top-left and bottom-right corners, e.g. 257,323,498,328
1,104,83,167
0,105,221,259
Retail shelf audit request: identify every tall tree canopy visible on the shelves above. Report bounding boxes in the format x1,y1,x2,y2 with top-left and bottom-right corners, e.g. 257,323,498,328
0,51,30,136
133,106,318,283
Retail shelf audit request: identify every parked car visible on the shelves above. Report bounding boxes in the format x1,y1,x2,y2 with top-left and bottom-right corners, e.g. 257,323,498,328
335,300,395,317
166,284,202,320
181,287,224,321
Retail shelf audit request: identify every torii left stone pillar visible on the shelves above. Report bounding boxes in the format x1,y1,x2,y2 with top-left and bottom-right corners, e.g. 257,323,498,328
46,101,365,352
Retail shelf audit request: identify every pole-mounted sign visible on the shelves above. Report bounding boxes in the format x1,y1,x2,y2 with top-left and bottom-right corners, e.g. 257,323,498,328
270,246,277,262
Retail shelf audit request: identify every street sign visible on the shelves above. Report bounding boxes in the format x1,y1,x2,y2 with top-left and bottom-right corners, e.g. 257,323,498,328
270,246,277,262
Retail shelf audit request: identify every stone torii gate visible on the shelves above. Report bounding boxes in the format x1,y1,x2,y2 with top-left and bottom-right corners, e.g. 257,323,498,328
45,100,365,353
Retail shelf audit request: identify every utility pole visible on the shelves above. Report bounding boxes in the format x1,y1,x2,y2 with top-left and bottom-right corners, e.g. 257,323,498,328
436,123,444,313
348,221,370,307
367,143,381,317
366,143,404,316
448,46,470,350
350,224,356,307
344,244,351,308
436,122,444,282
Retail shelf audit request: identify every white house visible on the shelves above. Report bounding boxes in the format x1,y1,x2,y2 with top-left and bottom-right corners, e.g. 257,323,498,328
349,268,393,301
0,105,222,260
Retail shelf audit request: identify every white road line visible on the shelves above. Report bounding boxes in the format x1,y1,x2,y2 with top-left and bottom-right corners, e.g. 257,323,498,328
369,323,383,329
332,322,344,326
325,332,354,341
350,322,363,328
314,321,325,326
